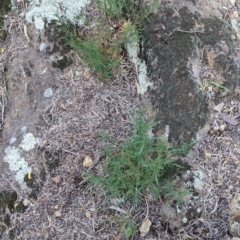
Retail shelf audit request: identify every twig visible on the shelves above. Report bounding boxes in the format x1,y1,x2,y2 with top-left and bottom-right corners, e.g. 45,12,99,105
173,27,204,34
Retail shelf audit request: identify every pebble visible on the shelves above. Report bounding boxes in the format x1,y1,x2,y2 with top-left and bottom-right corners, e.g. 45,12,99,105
229,0,236,6
44,88,53,98
39,42,46,52
220,125,226,131
9,137,16,144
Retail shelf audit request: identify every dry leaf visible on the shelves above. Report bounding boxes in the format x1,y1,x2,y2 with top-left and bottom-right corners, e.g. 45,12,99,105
60,103,66,110
220,114,238,125
83,68,90,79
54,210,62,217
139,218,152,237
214,102,224,112
83,156,93,167
52,175,62,184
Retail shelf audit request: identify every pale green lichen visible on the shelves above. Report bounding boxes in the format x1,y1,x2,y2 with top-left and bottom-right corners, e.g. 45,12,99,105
186,170,205,191
20,133,39,151
127,37,152,94
25,0,90,30
4,146,32,186
4,132,39,188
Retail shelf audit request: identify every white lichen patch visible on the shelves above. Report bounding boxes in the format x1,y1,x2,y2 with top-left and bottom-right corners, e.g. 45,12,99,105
20,133,39,151
127,38,152,94
4,146,32,186
4,132,39,187
186,170,205,191
25,0,90,30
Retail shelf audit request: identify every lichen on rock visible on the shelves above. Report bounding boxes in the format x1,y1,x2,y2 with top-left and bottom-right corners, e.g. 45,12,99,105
143,2,240,144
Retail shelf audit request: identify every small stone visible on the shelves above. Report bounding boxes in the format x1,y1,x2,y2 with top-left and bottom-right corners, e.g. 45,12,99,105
23,199,29,206
229,0,236,6
85,211,91,218
229,11,238,19
237,34,240,41
228,124,234,131
21,126,27,133
9,137,16,144
39,42,46,52
213,126,219,131
44,88,53,98
220,125,226,131
54,210,62,217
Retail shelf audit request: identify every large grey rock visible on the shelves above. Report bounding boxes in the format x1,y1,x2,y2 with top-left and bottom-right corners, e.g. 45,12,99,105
143,1,240,144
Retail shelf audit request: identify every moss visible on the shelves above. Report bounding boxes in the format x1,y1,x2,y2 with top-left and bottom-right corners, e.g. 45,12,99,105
0,0,11,41
44,21,73,71
0,191,17,236
52,55,73,71
14,201,28,213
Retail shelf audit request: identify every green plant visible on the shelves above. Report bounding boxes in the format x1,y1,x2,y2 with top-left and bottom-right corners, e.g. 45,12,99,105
58,0,158,80
108,214,137,239
86,112,189,204
95,0,158,27
202,79,230,92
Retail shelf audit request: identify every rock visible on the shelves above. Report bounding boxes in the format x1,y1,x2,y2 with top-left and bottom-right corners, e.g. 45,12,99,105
143,2,240,144
0,17,74,187
230,194,240,216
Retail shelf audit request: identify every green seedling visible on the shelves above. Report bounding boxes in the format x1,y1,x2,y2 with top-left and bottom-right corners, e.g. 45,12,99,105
108,214,137,239
86,111,191,204
202,79,230,92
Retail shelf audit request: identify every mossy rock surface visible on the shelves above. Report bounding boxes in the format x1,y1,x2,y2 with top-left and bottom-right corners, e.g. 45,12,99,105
0,0,11,40
143,4,240,145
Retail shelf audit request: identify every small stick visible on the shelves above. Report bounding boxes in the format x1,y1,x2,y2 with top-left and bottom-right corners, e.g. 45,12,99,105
173,27,204,34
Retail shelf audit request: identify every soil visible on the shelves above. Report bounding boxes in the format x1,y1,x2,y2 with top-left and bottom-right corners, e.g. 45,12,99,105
0,0,240,240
